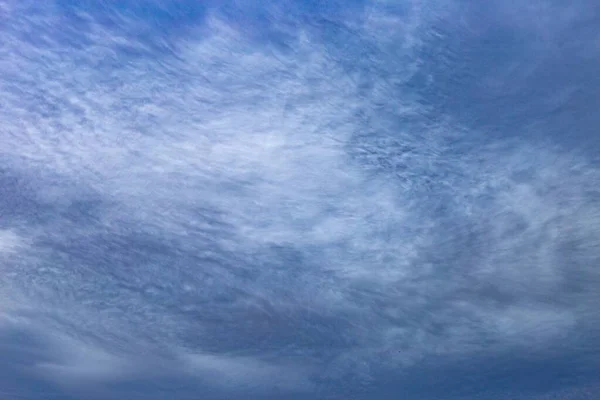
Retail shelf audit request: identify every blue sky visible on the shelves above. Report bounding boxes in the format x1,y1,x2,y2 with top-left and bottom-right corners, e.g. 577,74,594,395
1,1,599,399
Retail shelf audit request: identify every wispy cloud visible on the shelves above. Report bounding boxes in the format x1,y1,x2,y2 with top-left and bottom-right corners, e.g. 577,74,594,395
180,352,313,392
0,229,24,255
1,0,599,398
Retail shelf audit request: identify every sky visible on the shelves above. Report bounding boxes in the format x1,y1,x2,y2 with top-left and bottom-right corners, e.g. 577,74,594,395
1,0,599,399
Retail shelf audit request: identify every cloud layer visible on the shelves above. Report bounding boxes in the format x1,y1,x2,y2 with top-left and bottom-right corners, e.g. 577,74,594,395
1,0,599,399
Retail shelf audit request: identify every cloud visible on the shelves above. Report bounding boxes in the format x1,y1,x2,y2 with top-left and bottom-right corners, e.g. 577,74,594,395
34,338,133,385
0,229,24,255
0,229,28,316
0,0,599,398
180,352,313,392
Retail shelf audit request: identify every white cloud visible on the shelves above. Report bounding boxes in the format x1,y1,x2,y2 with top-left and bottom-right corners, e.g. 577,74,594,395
35,344,132,385
181,352,313,392
0,229,24,255
0,1,599,395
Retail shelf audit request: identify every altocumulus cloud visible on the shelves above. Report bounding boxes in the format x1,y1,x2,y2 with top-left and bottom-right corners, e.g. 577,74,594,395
1,0,599,399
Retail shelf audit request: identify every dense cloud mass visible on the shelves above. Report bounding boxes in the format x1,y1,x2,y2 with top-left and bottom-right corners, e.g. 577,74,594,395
1,1,599,399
